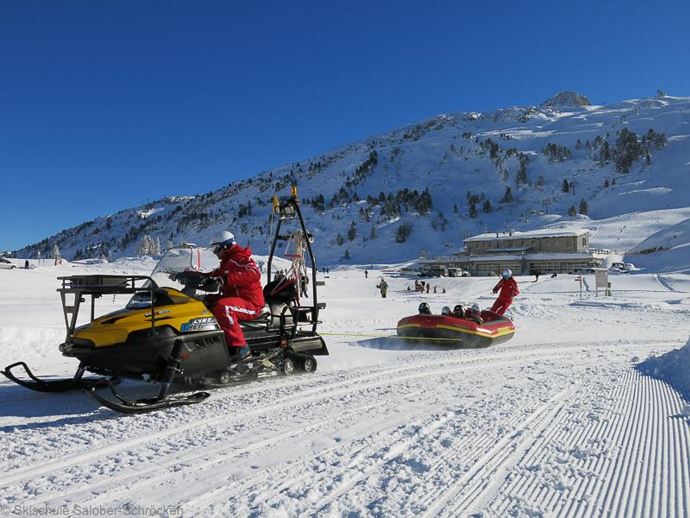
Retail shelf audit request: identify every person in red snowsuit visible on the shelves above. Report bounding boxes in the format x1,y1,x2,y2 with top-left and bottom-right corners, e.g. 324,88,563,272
205,231,265,356
491,269,519,315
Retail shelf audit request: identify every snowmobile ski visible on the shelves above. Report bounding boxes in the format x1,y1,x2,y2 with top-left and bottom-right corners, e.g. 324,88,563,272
0,361,112,393
87,380,210,414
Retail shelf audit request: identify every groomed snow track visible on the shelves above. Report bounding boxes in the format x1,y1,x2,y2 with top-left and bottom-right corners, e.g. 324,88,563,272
1,338,688,517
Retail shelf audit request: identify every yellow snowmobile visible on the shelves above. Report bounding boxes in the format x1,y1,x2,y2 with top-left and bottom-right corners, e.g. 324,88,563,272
1,191,328,413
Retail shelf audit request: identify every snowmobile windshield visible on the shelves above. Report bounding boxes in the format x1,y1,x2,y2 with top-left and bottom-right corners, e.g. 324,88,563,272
148,246,219,292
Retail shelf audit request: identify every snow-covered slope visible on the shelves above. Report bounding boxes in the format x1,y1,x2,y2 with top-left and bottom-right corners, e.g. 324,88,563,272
1,262,689,515
13,93,690,269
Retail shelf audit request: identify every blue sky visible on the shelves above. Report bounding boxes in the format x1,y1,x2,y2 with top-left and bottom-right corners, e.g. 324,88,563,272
1,0,688,250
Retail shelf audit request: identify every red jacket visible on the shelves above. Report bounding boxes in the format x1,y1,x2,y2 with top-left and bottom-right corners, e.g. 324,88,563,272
493,277,519,300
211,245,265,308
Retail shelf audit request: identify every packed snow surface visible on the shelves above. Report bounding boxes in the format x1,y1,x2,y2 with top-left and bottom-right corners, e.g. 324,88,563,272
1,261,689,517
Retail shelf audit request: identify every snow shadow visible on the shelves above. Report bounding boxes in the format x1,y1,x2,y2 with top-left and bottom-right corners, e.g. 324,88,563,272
0,383,108,428
353,337,472,351
635,337,690,404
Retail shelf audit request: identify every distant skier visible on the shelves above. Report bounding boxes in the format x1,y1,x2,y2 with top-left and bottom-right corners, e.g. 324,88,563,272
491,269,519,316
426,283,430,294
377,278,389,298
365,270,368,278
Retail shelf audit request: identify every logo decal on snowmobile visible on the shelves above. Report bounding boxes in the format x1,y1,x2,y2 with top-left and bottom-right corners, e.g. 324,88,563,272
181,317,219,332
144,308,172,317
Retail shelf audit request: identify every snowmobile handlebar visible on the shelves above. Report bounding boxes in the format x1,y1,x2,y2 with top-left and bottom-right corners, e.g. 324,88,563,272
170,271,221,293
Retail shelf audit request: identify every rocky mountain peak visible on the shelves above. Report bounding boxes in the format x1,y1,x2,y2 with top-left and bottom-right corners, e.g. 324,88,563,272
540,91,591,108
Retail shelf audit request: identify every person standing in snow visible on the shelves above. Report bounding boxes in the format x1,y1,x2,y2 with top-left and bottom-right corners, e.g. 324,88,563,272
204,231,265,357
364,270,368,278
491,269,519,315
377,278,388,298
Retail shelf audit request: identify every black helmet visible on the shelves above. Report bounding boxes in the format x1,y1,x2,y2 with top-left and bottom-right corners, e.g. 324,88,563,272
441,306,451,316
418,302,431,315
453,304,463,314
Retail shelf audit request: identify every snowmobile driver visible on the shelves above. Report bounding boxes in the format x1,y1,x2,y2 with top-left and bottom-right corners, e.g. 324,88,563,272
491,269,519,316
204,231,265,357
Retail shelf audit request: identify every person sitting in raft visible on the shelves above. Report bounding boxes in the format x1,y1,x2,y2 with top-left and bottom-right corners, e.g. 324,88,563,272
418,302,432,315
441,306,452,316
452,304,465,319
465,304,483,324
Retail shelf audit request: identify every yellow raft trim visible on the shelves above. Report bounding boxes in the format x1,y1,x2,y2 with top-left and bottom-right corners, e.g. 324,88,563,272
398,322,515,338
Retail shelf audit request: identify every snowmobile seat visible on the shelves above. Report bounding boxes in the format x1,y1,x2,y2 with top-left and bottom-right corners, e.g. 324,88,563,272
263,278,298,304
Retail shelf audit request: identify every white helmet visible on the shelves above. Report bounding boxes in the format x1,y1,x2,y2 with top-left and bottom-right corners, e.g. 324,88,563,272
502,269,512,279
471,303,480,313
210,230,235,251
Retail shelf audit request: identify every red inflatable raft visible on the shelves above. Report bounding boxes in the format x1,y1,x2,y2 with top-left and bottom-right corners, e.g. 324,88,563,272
396,310,515,347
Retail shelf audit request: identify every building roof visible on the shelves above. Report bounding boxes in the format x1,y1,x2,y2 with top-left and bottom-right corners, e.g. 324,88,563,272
464,228,591,243
455,252,602,262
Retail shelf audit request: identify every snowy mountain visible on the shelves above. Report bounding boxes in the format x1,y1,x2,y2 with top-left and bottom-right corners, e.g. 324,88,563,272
14,92,690,269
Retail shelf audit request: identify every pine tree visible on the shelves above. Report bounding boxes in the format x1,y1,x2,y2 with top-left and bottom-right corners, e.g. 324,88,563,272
395,222,413,243
613,128,643,173
469,203,478,218
561,179,570,193
579,198,589,215
568,205,577,217
370,225,377,240
482,200,492,213
154,237,162,256
516,155,529,185
347,221,357,241
335,233,344,246
137,236,151,256
500,187,513,203
52,244,61,259
604,179,609,188
343,249,351,260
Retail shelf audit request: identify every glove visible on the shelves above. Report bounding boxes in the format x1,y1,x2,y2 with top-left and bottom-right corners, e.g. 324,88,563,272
169,273,179,282
492,289,498,294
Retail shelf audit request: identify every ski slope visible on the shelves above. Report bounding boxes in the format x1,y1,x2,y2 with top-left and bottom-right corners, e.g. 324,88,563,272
0,262,689,517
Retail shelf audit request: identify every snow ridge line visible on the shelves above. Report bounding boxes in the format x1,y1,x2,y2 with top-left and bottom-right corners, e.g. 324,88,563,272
61,400,390,509
486,367,690,517
486,366,607,516
5,354,543,504
185,356,608,515
0,339,673,489
656,274,681,293
0,340,676,498
420,386,576,518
